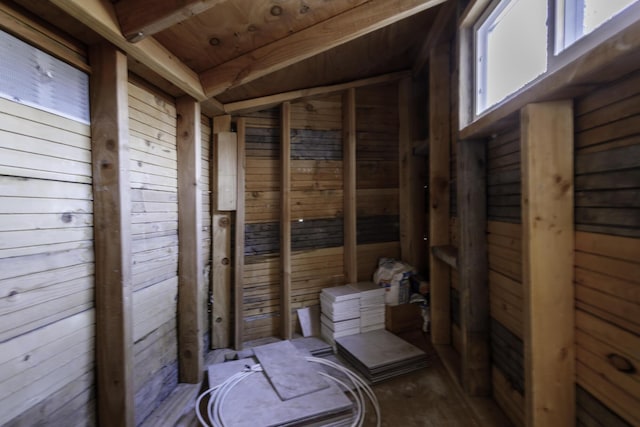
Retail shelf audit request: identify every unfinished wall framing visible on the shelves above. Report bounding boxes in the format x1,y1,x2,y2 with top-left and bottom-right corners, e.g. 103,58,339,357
235,84,402,343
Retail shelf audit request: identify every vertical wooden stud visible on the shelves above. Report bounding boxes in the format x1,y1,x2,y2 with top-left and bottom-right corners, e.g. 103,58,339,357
234,118,246,349
343,88,357,284
399,77,426,271
215,131,237,211
281,102,292,339
176,96,203,383
212,213,231,348
429,42,452,345
211,115,232,349
521,101,575,427
89,43,134,427
457,139,490,396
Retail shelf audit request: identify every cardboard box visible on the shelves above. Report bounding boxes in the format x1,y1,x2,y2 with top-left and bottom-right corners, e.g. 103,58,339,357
385,303,422,333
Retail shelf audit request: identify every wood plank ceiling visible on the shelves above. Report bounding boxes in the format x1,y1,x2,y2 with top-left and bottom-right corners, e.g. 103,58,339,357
10,0,444,111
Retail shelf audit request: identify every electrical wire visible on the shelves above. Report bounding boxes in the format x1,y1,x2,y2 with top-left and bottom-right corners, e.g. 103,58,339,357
195,357,381,427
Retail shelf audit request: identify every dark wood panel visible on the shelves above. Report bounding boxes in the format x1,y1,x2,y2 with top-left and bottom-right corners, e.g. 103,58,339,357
491,319,524,395
246,127,280,158
291,218,344,251
576,386,632,427
488,128,522,224
356,215,399,245
451,287,460,326
291,129,342,160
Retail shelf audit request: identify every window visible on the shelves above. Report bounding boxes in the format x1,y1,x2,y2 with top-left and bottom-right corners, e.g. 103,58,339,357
0,30,90,124
555,0,637,52
474,0,548,114
469,0,640,118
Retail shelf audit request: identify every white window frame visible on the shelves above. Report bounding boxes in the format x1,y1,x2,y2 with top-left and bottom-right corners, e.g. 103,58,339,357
461,0,640,126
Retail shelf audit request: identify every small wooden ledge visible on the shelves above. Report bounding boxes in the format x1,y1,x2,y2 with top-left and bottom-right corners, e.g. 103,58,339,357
431,245,458,269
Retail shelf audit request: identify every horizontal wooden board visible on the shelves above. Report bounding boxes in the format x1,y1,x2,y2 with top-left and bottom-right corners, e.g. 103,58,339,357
576,310,640,426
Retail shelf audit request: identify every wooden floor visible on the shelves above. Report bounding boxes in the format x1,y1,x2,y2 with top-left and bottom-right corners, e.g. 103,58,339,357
163,331,512,427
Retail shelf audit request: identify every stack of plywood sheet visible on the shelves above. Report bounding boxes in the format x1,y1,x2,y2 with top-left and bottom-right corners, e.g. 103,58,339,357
320,285,361,345
348,281,386,332
207,341,353,426
336,329,428,384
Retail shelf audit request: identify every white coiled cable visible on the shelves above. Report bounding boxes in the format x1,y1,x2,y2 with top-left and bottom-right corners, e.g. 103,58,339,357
195,358,381,427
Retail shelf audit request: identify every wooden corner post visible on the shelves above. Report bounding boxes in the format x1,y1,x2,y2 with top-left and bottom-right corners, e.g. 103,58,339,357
343,88,357,284
429,42,452,345
457,139,490,396
176,96,203,383
281,102,292,339
521,101,575,427
89,43,134,427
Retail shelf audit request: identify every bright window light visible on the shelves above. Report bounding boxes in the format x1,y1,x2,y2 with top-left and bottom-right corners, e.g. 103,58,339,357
475,0,548,114
556,0,638,52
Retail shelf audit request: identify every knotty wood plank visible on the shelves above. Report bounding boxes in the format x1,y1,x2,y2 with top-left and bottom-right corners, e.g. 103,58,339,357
176,96,203,384
200,0,446,96
343,88,357,283
89,43,134,427
235,118,246,349
281,102,292,340
115,0,226,42
429,42,451,345
457,139,490,396
521,101,574,427
211,216,231,347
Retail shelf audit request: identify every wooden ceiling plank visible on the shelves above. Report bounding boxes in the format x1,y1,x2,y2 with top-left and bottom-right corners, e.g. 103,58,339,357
50,0,207,101
115,0,228,42
200,0,447,97
223,70,411,115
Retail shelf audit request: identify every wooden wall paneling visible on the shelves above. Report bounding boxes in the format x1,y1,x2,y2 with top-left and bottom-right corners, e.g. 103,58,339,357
574,231,640,425
242,109,281,341
89,43,134,427
521,101,575,427
429,41,452,345
0,95,94,424
355,83,400,281
235,118,246,349
399,77,426,271
176,96,203,383
211,115,232,349
128,77,180,423
343,88,357,283
281,102,292,340
457,138,490,396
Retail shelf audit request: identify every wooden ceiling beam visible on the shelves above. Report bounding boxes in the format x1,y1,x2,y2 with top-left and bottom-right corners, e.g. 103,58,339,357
115,0,227,43
200,0,447,97
223,70,411,115
412,0,456,75
50,0,208,102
